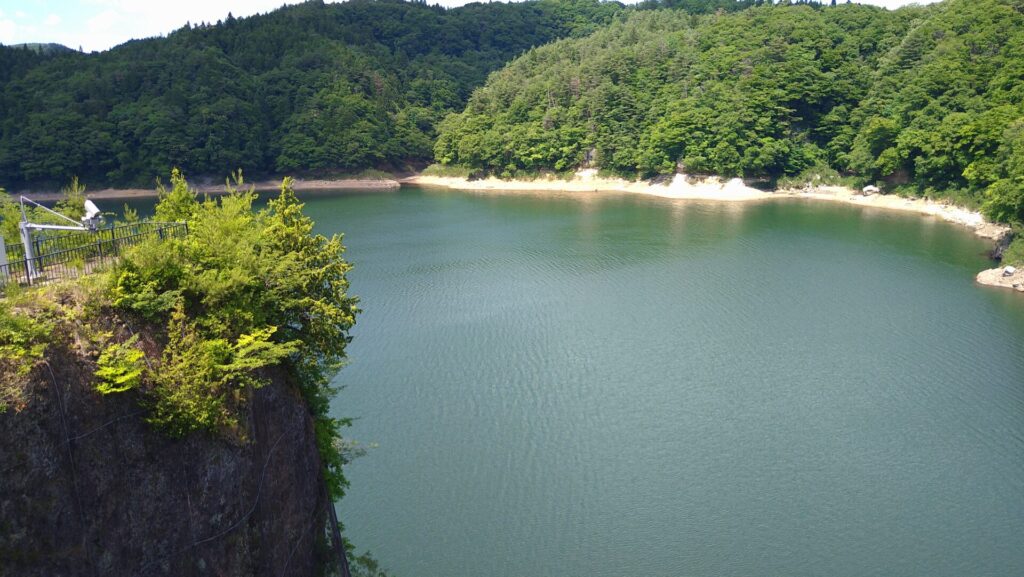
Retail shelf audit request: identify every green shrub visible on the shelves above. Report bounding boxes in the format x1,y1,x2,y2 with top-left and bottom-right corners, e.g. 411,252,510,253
354,168,393,180
122,204,140,224
0,296,54,412
1002,236,1024,267
53,176,87,221
982,179,1024,224
111,266,183,321
146,303,299,437
153,168,200,223
420,163,475,178
100,172,358,493
777,163,860,190
95,335,145,394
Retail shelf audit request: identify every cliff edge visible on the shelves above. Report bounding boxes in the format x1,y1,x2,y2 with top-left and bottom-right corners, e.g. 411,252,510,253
0,340,332,577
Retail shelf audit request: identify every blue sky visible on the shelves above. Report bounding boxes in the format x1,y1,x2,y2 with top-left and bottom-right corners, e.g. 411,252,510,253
1,0,941,53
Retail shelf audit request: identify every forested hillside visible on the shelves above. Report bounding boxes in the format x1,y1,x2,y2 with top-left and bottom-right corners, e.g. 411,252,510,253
436,0,1024,223
0,0,623,188
3,0,1022,225
845,0,1024,219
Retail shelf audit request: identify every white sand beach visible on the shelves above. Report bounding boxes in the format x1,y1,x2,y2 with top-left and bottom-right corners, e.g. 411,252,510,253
406,170,1009,240
407,170,1019,293
405,170,770,201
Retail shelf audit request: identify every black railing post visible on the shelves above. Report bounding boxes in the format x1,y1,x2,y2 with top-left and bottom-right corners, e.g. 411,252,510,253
33,238,42,269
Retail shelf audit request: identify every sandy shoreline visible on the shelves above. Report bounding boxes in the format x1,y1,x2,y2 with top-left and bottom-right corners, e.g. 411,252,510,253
406,172,1009,236
406,171,1018,293
18,177,400,201
405,171,772,201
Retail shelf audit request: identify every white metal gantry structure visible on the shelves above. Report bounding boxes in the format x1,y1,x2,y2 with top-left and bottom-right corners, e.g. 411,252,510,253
8,197,104,280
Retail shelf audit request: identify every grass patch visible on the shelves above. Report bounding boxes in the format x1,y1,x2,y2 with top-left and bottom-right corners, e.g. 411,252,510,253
776,164,861,190
0,287,57,412
1002,234,1024,267
423,164,580,181
351,168,394,180
420,163,475,178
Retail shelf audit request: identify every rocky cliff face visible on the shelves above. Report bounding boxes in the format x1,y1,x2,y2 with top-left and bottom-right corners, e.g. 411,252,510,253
0,341,332,577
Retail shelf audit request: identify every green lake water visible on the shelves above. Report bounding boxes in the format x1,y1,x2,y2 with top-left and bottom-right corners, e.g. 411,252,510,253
143,187,1024,576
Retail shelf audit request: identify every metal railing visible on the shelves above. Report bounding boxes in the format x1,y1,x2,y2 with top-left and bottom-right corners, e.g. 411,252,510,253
1,221,187,286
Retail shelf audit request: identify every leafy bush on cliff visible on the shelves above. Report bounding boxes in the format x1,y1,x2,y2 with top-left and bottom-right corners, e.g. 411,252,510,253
94,334,145,394
0,295,54,411
107,171,359,496
0,169,360,497
153,168,201,223
1002,235,1024,267
145,305,299,436
0,172,370,574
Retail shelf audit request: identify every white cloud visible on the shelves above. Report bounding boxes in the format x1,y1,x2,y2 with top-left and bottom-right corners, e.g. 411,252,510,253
0,1,294,52
72,0,292,51
85,9,125,42
873,1,934,6
0,19,15,41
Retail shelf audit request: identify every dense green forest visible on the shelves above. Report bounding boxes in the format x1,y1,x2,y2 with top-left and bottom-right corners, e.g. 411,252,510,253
436,0,1024,224
0,0,625,188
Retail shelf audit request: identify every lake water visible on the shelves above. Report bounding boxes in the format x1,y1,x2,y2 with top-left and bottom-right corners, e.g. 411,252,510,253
299,187,1024,577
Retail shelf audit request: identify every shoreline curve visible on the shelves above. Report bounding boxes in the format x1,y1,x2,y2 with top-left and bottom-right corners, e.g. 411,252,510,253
404,171,1017,293
404,171,1009,238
